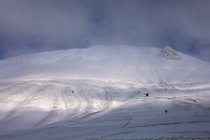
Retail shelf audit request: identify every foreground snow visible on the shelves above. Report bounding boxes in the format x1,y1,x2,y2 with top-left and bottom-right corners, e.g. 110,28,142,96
0,46,210,139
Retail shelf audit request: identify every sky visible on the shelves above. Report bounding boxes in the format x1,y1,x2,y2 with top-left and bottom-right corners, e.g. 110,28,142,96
0,0,210,61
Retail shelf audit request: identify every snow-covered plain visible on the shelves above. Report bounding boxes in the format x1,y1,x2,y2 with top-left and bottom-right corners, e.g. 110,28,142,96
0,45,210,140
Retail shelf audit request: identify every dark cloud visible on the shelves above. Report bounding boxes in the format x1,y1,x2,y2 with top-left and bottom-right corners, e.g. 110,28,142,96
0,0,210,61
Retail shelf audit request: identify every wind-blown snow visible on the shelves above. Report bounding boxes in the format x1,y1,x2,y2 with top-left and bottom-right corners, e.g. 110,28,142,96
0,45,210,140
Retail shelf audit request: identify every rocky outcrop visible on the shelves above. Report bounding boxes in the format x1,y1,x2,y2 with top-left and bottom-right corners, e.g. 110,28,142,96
162,46,180,60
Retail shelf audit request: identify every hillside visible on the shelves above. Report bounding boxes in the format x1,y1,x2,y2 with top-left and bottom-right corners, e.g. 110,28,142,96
0,46,210,140
0,45,209,83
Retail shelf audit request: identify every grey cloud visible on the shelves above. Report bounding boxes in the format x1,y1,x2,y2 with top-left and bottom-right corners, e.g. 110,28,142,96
0,0,210,61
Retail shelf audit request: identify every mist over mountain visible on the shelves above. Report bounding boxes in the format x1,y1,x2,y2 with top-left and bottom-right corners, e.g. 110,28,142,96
0,0,210,61
0,1,210,139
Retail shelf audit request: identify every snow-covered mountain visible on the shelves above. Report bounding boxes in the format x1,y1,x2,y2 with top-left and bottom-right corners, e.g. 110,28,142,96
0,46,210,140
0,45,210,83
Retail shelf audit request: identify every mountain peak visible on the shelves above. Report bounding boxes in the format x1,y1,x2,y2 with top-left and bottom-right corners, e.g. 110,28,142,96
0,45,209,84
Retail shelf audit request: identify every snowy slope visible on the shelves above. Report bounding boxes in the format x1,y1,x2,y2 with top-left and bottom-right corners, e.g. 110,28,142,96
0,45,209,83
0,46,210,139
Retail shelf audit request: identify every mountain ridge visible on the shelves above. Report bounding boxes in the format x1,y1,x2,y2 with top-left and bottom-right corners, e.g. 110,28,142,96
0,45,209,84
0,46,210,139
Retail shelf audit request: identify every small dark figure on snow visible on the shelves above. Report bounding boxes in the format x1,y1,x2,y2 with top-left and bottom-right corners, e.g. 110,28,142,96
165,110,168,114
145,93,149,97
72,90,74,93
193,100,196,102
